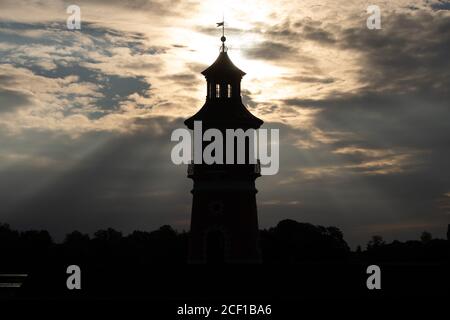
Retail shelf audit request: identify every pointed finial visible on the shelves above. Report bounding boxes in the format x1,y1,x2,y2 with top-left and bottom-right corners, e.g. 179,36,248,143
217,15,226,52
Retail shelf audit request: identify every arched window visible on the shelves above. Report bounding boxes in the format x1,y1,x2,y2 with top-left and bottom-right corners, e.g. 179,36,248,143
227,84,232,98
216,84,220,98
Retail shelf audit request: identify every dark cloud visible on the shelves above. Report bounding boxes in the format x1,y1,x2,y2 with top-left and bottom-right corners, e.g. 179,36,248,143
274,11,450,245
302,24,336,44
0,21,166,58
0,88,32,113
285,11,450,151
266,21,299,38
76,0,200,17
164,72,201,87
265,18,336,44
338,12,450,93
431,0,450,11
243,41,297,60
283,76,335,84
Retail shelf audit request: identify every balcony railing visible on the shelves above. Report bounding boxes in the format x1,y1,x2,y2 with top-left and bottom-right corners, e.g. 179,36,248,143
187,160,261,176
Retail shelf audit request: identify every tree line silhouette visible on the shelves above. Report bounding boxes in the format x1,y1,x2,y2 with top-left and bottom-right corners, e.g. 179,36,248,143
1,220,449,270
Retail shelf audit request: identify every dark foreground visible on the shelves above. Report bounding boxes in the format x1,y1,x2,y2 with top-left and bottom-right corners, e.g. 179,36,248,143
1,262,449,317
1,221,449,316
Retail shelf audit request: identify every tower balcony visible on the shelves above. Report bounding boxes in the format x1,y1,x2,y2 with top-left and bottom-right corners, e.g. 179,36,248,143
187,160,261,178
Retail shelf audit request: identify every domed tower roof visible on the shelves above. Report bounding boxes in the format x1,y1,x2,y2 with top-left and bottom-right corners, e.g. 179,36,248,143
201,51,246,79
185,32,263,130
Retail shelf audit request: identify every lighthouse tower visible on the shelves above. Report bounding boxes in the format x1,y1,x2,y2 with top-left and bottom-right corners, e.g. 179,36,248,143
184,33,264,263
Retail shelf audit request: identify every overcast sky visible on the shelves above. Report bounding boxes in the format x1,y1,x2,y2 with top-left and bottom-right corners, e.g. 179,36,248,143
0,0,449,247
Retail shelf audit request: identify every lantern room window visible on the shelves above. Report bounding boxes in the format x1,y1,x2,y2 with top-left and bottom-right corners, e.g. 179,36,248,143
227,84,232,98
216,84,220,98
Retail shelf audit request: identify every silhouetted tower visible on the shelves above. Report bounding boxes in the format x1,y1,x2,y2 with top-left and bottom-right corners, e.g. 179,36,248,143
185,31,263,263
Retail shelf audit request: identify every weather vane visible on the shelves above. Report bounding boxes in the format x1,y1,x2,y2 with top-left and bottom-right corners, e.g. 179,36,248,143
216,14,226,52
